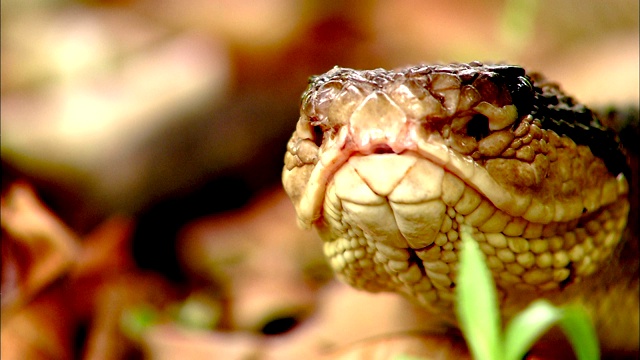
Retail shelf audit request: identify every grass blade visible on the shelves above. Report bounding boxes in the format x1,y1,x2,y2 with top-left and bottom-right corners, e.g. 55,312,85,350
557,306,600,360
457,227,502,360
503,300,562,360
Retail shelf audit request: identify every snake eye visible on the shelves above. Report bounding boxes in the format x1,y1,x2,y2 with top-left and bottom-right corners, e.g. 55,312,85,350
466,114,490,140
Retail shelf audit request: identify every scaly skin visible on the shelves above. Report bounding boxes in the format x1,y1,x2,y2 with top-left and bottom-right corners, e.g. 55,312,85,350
282,63,638,353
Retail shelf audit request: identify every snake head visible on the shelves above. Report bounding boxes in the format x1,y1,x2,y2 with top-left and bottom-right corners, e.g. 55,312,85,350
282,63,630,316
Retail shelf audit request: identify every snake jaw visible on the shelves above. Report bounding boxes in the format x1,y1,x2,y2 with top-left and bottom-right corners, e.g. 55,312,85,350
283,63,631,319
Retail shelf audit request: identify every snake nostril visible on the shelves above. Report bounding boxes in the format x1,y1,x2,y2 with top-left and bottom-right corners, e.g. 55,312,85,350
260,315,300,335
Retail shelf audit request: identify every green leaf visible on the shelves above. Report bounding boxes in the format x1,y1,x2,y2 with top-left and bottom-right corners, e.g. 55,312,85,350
556,306,600,360
503,300,562,360
120,305,159,342
174,293,222,330
457,227,503,360
499,0,539,51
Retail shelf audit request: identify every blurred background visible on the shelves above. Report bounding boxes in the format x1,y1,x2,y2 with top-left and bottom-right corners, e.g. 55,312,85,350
1,0,638,359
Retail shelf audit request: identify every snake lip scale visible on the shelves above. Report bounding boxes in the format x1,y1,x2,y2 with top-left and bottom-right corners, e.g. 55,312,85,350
282,62,637,352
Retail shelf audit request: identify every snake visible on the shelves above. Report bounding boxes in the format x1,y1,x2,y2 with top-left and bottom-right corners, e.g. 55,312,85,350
282,62,638,354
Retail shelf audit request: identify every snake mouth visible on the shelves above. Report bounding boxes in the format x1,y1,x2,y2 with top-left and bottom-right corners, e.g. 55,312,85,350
293,127,629,304
296,123,628,231
314,149,629,311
